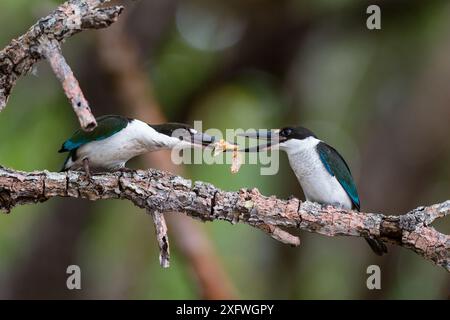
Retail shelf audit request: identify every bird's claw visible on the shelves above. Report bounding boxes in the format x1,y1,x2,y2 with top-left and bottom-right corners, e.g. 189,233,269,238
82,158,94,182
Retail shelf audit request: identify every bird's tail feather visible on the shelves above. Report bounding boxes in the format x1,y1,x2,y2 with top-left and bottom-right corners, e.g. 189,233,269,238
365,237,388,256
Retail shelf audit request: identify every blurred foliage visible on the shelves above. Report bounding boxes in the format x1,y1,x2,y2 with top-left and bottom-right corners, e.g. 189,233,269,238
0,0,449,299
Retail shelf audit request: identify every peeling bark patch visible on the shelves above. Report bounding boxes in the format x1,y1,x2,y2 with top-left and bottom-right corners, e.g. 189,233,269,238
211,190,218,216
380,218,402,242
0,189,12,213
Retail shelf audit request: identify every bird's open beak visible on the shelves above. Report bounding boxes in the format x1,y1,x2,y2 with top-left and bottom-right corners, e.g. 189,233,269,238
237,129,285,152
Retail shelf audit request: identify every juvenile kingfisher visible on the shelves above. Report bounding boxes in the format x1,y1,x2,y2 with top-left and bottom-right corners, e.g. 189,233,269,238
240,126,387,256
59,115,215,175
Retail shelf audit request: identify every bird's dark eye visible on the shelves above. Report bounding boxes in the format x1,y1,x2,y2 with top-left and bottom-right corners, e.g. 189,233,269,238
281,128,292,137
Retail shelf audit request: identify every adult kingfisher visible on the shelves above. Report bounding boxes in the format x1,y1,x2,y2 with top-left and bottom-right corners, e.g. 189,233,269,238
59,115,215,175
239,126,387,256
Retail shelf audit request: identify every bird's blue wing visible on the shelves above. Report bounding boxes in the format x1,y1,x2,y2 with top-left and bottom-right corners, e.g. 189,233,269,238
58,115,130,152
316,142,360,210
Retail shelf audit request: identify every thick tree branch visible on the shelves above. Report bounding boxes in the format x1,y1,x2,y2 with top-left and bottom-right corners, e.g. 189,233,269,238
0,0,124,130
1,166,449,272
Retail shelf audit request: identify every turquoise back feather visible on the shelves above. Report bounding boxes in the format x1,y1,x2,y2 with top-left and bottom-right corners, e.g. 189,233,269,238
59,115,130,153
316,142,360,210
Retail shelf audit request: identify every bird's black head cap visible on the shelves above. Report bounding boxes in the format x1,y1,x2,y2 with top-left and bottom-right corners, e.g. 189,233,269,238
279,126,317,141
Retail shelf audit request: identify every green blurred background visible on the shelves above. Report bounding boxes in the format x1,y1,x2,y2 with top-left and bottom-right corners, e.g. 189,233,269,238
0,0,449,299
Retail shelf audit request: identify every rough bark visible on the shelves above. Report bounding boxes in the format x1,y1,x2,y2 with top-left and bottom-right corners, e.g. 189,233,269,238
0,0,124,130
149,210,170,268
1,165,448,272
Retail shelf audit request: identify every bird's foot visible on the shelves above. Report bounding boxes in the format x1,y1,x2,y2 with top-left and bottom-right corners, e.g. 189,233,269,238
82,158,93,182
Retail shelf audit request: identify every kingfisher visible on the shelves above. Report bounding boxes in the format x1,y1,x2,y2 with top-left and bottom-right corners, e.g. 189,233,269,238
239,126,387,256
59,115,215,175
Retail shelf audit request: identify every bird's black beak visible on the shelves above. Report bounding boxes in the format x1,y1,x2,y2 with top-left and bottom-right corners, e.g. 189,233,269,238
237,129,285,152
189,132,216,147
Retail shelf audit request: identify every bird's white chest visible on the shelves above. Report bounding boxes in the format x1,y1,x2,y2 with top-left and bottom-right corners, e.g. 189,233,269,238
74,120,175,170
286,145,352,209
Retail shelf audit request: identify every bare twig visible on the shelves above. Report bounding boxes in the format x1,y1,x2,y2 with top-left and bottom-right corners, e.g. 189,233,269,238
38,38,96,130
1,166,449,272
0,0,124,130
149,210,170,268
255,223,300,246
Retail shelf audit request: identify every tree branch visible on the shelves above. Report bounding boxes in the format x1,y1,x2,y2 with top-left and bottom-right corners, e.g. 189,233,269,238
1,165,449,272
38,37,97,130
0,0,124,130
